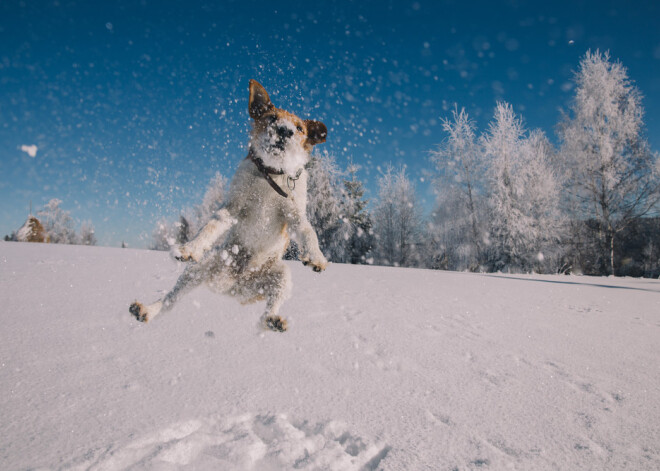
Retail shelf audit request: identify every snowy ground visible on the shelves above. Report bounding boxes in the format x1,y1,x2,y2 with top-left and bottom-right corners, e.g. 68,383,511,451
1,241,659,470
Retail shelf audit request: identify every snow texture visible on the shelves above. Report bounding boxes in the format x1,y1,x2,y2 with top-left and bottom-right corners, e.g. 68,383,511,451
1,241,659,470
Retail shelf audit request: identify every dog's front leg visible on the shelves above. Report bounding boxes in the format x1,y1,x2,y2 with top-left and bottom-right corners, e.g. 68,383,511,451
174,208,236,262
287,211,328,272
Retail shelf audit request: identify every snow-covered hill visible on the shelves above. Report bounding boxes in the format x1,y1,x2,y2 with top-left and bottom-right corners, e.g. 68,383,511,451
1,241,659,470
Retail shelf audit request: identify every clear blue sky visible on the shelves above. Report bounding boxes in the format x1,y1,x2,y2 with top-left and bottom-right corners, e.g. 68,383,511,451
1,0,658,247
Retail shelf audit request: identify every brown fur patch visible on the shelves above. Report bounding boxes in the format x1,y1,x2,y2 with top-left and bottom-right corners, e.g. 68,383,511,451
129,302,148,323
249,80,326,152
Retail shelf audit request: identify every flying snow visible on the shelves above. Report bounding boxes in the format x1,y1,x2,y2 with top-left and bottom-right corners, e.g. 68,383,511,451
20,145,38,158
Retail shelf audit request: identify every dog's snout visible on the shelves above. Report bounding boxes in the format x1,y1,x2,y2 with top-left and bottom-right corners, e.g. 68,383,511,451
276,126,294,139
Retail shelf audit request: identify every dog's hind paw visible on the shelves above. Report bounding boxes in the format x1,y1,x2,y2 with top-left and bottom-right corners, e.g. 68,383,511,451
129,302,149,323
264,316,288,332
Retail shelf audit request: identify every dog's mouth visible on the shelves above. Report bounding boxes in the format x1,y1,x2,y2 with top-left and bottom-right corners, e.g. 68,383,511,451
269,138,287,153
252,118,309,178
267,123,294,153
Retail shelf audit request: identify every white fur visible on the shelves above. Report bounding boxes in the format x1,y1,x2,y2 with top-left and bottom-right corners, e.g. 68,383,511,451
133,134,328,330
251,118,309,178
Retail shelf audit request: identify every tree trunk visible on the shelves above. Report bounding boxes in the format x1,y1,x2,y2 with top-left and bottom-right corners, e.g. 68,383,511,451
609,228,615,276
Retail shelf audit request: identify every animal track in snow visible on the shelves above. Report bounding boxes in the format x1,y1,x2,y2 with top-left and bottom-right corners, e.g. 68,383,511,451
74,413,389,471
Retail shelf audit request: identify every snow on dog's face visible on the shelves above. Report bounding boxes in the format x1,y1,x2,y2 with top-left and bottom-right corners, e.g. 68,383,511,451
248,79,327,177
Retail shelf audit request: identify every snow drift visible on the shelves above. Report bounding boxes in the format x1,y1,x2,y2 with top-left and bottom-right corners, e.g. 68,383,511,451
1,241,659,470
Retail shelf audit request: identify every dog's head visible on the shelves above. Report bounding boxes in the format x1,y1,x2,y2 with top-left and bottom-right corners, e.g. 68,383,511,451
248,79,327,176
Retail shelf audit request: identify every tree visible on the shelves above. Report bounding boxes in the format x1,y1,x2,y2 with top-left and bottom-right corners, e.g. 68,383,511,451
38,199,77,244
559,50,660,275
341,163,374,264
372,165,424,267
305,154,350,262
150,172,227,251
430,107,485,270
481,102,529,271
481,102,563,272
150,218,175,251
517,130,563,272
79,220,97,246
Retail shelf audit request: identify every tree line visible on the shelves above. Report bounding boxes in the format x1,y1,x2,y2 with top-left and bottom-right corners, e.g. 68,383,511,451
4,198,97,246
149,50,657,278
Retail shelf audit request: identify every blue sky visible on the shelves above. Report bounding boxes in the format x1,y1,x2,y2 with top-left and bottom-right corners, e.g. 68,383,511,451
1,0,658,247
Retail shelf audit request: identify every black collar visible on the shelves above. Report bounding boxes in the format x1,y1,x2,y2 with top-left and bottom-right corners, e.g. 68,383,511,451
247,149,302,198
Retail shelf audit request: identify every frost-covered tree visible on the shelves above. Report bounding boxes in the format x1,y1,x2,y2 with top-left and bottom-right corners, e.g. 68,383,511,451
430,107,486,270
151,172,227,251
481,102,529,270
517,130,564,271
481,102,563,272
341,164,374,264
38,199,78,245
79,220,97,246
150,218,176,251
372,165,424,267
306,154,350,262
559,50,660,275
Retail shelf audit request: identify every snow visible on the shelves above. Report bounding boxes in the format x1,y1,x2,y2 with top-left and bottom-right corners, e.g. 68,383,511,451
20,144,38,158
15,218,34,242
1,241,659,470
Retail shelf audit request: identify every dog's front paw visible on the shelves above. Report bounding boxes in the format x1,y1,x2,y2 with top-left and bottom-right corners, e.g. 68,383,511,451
302,257,328,273
129,302,149,323
171,244,198,262
264,316,288,332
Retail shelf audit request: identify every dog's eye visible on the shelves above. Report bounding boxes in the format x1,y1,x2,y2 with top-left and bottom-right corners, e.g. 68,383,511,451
268,115,277,124
296,125,303,133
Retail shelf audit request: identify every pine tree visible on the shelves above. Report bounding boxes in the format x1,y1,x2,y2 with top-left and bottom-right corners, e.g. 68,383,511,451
341,164,374,264
372,165,424,267
305,154,349,262
481,102,529,271
176,215,190,245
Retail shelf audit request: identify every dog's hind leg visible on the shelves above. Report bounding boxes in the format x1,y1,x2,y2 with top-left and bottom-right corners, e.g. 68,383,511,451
254,261,292,332
130,263,207,323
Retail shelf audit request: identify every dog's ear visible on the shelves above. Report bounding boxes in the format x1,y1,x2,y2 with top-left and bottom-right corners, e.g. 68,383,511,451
249,79,274,119
304,120,327,145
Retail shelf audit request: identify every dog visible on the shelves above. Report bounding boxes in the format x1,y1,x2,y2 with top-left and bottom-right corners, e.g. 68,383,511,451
130,79,328,332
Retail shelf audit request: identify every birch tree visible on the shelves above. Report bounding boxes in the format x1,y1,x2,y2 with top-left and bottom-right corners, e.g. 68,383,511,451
559,50,660,275
430,107,485,270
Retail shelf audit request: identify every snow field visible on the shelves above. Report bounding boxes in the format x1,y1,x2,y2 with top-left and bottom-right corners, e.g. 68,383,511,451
1,241,659,470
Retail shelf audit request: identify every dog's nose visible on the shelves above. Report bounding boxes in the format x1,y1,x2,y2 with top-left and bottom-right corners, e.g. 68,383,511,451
276,126,294,139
